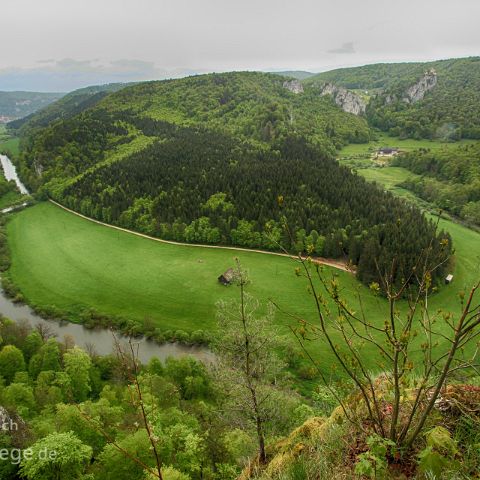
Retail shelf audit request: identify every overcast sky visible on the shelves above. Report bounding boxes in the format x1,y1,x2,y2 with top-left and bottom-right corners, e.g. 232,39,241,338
1,0,479,91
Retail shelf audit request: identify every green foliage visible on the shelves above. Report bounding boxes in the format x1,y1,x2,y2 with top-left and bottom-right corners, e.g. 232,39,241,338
96,430,155,480
393,142,480,225
11,71,454,290
20,431,92,480
54,128,450,289
354,434,395,479
308,57,480,140
9,83,129,134
417,426,460,477
2,382,36,416
0,344,26,383
17,72,369,193
63,346,92,402
160,466,191,480
29,339,61,379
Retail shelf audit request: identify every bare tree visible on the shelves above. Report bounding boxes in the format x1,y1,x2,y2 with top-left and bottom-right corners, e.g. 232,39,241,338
213,259,285,464
283,245,480,457
74,334,164,479
34,322,57,341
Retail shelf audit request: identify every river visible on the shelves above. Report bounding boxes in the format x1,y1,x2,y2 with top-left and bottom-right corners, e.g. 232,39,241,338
0,154,29,194
0,153,214,364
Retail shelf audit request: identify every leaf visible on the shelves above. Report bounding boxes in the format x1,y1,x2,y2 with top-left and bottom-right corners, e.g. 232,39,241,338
425,426,459,456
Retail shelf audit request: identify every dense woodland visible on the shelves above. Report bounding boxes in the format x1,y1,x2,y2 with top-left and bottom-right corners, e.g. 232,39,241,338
12,72,453,288
3,61,480,480
0,315,315,480
393,143,480,225
308,57,480,140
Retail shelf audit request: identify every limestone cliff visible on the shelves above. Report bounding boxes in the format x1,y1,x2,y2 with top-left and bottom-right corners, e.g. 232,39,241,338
403,68,437,103
317,83,366,115
282,79,304,94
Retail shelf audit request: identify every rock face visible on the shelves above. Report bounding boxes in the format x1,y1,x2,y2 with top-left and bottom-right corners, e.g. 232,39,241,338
318,83,366,115
282,79,304,94
403,69,437,103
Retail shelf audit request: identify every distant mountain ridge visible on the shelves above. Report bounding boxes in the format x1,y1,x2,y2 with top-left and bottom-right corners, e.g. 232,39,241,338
0,91,64,123
8,83,133,135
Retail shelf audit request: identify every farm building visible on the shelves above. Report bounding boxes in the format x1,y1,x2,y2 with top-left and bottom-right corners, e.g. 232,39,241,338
445,274,454,284
218,268,235,285
377,147,399,156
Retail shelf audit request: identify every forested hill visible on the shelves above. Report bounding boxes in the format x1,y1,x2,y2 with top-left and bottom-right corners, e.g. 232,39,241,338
307,57,480,140
17,71,371,186
393,142,480,225
16,71,451,288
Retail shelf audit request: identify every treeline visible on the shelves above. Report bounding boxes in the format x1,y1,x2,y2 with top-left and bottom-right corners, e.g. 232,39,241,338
393,143,480,225
15,72,371,193
16,108,131,191
55,125,451,288
103,72,371,149
0,318,314,479
8,83,130,135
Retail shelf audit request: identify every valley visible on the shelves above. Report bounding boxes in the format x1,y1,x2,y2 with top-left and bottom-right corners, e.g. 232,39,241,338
1,67,479,378
0,55,479,480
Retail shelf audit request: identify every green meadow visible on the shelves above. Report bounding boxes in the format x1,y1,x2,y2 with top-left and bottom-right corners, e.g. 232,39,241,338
6,201,480,372
339,131,477,157
7,202,366,333
0,125,20,157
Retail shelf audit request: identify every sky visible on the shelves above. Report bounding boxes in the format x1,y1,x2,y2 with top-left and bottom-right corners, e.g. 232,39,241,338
1,0,479,92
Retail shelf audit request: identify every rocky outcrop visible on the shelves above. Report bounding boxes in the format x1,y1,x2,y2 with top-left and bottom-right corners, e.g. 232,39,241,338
403,69,437,103
318,83,366,115
282,79,304,94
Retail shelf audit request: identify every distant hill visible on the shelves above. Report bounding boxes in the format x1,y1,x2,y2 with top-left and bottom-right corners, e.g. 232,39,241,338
306,57,480,140
0,91,64,123
8,83,132,135
270,70,315,80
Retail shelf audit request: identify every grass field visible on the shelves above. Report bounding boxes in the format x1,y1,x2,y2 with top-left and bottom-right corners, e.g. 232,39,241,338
7,203,371,331
338,133,480,223
6,202,480,373
0,126,20,158
339,132,477,157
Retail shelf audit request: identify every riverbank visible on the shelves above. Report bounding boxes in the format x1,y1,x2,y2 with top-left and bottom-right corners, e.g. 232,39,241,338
0,153,214,363
0,287,214,364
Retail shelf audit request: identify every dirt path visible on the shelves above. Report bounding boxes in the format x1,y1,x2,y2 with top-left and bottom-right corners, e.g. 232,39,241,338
49,199,354,273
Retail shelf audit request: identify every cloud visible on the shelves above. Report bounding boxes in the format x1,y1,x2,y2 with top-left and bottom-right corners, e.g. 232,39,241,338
328,42,356,54
110,59,156,71
55,58,95,70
